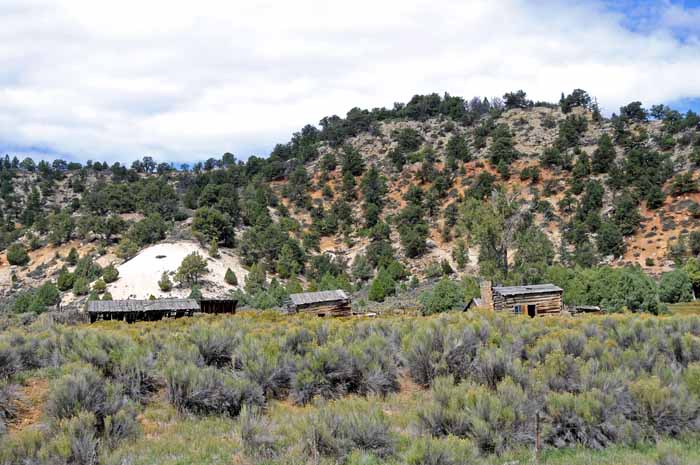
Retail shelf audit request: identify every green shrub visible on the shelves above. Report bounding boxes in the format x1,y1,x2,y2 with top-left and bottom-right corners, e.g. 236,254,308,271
103,401,141,449
45,367,124,427
116,348,160,404
239,406,282,459
417,377,533,455
629,377,700,439
102,264,119,283
57,266,75,291
165,363,264,417
659,269,693,303
190,325,238,367
301,402,395,460
544,389,631,449
420,278,464,315
6,243,29,266
61,411,99,465
92,279,106,294
403,325,447,387
0,382,17,436
66,247,79,265
224,268,238,286
158,272,172,292
35,282,60,307
72,277,89,296
0,344,20,380
237,342,290,400
404,436,476,465
368,267,395,302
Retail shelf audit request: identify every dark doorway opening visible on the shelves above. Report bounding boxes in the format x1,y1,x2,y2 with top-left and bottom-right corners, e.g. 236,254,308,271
527,304,537,318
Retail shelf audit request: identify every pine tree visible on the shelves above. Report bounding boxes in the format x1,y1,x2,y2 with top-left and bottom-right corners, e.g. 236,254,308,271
188,285,202,300
72,277,89,296
245,263,267,294
224,268,238,286
66,247,79,265
92,278,107,294
158,272,173,292
57,266,75,291
368,267,396,302
592,134,615,174
275,244,298,279
208,238,220,258
174,252,209,286
102,264,119,283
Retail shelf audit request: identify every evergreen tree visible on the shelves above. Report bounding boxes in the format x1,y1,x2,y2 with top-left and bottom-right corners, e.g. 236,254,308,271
57,266,75,291
592,134,615,173
597,220,625,258
6,243,29,266
351,254,374,283
452,239,468,270
188,285,202,300
92,278,107,294
208,238,220,258
174,252,209,286
102,264,119,283
245,263,267,294
368,267,396,302
224,268,238,286
446,133,471,162
276,243,301,279
72,276,89,296
158,272,173,292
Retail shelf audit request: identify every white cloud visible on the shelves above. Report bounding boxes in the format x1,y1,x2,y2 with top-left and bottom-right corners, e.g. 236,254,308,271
1,0,700,163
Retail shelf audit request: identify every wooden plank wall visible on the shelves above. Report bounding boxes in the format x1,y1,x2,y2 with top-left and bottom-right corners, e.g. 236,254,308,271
493,292,562,316
296,300,351,317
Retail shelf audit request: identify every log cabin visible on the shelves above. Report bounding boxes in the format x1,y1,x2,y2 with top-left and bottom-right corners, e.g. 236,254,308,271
473,281,563,317
286,290,351,317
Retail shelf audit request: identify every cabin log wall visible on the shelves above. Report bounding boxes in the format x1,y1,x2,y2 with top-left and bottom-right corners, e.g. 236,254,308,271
493,292,562,316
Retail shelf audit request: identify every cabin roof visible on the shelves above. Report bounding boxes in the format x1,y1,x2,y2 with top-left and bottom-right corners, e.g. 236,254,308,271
288,290,349,306
87,299,199,313
493,284,562,297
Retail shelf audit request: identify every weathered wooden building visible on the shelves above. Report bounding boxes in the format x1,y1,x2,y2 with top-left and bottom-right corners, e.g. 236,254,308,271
286,290,351,317
199,299,237,314
87,299,200,323
474,281,563,317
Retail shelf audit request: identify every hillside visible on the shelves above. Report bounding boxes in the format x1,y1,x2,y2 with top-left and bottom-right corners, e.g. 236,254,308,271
1,90,699,311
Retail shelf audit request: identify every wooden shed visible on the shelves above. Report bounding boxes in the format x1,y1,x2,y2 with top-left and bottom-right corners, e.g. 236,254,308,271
87,299,199,323
286,290,351,317
199,299,237,314
479,281,563,317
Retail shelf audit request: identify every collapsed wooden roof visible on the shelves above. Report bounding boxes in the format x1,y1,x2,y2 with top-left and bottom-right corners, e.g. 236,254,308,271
492,284,563,297
87,299,199,313
288,290,349,306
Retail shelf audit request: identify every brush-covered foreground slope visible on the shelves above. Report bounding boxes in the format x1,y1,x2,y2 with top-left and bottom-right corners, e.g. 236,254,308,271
0,91,699,306
1,310,700,464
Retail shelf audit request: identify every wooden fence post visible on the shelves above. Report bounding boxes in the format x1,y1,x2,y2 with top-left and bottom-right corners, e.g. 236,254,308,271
535,410,541,465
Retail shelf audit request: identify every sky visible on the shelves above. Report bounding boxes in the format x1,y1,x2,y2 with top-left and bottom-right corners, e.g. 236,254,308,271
1,0,700,165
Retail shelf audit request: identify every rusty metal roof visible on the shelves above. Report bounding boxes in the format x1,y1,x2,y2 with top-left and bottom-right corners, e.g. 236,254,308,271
87,299,199,313
288,290,349,306
493,284,562,297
